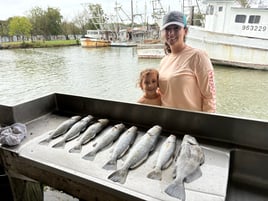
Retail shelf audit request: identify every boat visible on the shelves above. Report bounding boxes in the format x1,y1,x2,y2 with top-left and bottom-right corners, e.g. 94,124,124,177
110,29,137,47
137,43,164,59
110,37,137,47
110,41,137,47
137,0,268,70
80,30,111,48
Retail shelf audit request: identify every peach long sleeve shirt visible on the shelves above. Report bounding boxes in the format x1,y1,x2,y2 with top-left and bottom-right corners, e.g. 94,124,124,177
158,45,216,113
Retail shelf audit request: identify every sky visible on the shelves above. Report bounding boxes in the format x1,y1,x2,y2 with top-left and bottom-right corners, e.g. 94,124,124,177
1,0,267,22
0,0,183,22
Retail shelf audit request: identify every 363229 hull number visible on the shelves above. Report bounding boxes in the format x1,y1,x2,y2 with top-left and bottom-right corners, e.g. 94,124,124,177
242,25,267,32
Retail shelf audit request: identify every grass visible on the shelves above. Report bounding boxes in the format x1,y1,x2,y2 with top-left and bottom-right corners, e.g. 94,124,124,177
0,39,80,49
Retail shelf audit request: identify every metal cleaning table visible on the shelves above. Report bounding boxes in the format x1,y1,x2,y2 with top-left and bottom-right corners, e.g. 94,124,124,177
0,93,268,201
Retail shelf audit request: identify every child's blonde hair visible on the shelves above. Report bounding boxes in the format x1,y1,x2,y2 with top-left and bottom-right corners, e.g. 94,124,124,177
138,68,159,89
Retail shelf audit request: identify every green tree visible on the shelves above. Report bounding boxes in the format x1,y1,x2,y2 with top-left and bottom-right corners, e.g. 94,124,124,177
45,7,62,37
28,7,45,38
69,22,81,39
236,0,250,7
9,16,32,42
89,4,106,30
61,20,70,40
0,20,9,41
236,0,259,8
28,6,62,40
73,11,90,34
61,19,80,40
81,3,106,30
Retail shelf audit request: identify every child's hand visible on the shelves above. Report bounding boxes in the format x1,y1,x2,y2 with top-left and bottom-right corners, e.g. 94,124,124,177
156,87,161,95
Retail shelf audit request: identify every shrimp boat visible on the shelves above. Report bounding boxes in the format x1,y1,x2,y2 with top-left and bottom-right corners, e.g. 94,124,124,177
110,29,137,47
137,0,268,70
80,30,111,48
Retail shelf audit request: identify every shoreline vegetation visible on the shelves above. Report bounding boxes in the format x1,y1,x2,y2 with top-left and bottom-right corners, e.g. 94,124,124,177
0,39,80,49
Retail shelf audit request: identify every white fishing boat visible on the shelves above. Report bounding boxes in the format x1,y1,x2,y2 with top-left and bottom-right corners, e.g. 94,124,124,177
137,0,268,70
110,41,137,47
80,30,111,48
110,29,137,47
137,43,164,58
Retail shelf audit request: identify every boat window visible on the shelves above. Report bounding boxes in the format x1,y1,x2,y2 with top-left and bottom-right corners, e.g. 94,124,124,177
248,15,260,24
218,6,223,12
235,15,246,23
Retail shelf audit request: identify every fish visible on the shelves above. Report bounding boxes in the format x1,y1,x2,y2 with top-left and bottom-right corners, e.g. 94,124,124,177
108,125,162,184
39,116,81,145
164,134,205,201
52,115,94,148
69,119,109,153
102,126,138,170
147,134,176,180
82,123,126,161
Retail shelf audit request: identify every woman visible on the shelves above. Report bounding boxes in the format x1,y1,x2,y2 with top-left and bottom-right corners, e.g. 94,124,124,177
158,11,216,113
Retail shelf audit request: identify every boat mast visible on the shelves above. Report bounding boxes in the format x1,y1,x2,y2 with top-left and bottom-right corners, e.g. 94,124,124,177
151,0,166,27
131,0,134,28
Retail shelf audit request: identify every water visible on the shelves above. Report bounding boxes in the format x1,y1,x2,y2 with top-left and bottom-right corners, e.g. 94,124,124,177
1,46,268,121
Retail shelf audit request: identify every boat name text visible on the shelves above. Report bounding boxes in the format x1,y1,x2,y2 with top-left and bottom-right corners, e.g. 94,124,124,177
242,25,267,32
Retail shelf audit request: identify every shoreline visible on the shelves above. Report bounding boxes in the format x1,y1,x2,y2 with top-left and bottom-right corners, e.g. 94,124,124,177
0,40,80,50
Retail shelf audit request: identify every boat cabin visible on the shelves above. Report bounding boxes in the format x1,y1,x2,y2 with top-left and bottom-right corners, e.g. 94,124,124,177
117,29,131,42
84,30,112,40
204,0,268,39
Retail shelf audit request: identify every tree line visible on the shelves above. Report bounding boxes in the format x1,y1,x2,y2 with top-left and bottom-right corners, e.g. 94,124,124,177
0,3,110,42
1,0,259,43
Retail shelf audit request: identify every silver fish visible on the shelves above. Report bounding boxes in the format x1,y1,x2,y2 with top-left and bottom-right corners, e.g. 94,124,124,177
82,123,125,161
147,134,176,180
52,115,94,148
108,125,162,184
69,119,109,153
102,126,138,170
39,116,81,145
165,135,205,201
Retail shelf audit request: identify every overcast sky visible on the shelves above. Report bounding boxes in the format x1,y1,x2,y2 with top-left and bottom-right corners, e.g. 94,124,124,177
0,0,183,22
1,0,267,22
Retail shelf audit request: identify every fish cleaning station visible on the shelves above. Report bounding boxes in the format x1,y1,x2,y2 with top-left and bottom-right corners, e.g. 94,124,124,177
0,93,268,201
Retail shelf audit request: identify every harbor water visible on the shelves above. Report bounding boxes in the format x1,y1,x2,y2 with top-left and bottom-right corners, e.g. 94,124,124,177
1,46,268,121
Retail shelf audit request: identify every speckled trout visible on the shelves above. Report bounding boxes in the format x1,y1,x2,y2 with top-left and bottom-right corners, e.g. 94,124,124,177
52,115,93,148
69,119,109,153
102,126,138,170
147,134,176,180
165,135,205,201
39,116,81,145
82,123,126,161
108,125,162,184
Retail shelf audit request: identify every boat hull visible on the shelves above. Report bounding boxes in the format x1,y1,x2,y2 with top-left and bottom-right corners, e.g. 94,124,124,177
137,43,165,59
187,26,268,70
110,42,137,47
137,26,268,70
80,38,111,48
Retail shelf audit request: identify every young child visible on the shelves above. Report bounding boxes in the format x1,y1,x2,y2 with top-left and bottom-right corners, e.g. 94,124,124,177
137,68,161,106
